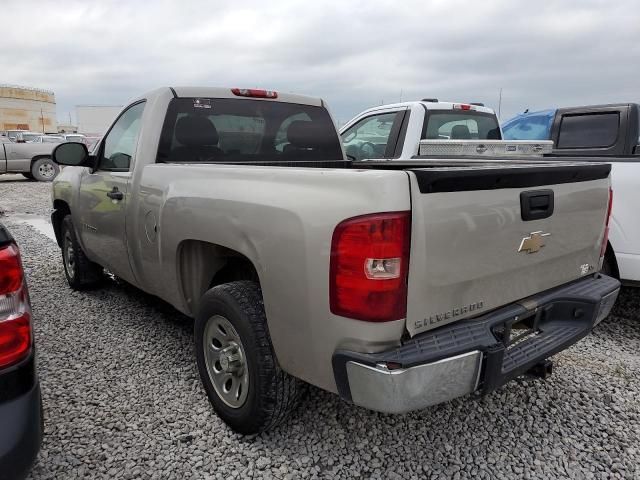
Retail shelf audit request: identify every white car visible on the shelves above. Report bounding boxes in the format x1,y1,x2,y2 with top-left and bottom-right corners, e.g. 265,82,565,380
340,100,553,162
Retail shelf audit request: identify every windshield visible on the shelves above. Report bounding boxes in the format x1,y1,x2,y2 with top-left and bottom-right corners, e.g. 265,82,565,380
423,110,501,140
157,98,343,163
502,110,555,140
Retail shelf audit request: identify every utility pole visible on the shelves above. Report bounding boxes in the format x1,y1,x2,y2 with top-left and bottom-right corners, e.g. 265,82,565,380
498,88,503,120
399,89,403,103
40,108,45,133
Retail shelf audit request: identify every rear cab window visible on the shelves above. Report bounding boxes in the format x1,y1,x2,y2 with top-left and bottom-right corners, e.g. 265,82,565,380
422,110,501,140
557,112,619,149
157,98,343,163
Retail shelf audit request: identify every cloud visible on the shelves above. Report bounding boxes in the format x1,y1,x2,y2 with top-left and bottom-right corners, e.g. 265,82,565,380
2,0,638,125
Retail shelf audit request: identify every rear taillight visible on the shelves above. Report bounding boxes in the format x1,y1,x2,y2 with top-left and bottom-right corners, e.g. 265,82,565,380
231,88,278,99
600,187,613,258
453,104,474,111
330,212,411,322
0,243,32,369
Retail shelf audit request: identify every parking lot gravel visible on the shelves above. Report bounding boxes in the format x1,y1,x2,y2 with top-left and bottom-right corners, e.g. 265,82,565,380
1,176,639,479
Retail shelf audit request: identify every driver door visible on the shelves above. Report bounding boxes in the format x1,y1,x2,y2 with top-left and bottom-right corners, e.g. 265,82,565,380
341,109,407,161
77,101,145,284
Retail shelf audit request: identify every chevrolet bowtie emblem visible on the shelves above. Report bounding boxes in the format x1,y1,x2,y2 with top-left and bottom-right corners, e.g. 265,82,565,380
518,231,551,254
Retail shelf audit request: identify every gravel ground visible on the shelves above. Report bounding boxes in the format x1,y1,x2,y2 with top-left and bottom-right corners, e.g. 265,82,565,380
1,176,639,479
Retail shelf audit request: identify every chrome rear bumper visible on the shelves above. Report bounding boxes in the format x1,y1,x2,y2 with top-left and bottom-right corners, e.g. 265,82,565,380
346,351,482,414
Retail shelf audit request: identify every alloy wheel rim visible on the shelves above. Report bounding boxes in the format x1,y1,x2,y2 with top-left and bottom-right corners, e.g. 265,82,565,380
203,315,249,408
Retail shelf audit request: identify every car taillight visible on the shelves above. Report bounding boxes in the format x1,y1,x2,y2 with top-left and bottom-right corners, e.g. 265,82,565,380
0,243,32,369
330,212,411,322
600,187,613,258
231,88,278,99
453,104,474,111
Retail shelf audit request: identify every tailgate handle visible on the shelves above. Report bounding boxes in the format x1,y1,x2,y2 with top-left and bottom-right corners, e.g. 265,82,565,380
520,189,554,221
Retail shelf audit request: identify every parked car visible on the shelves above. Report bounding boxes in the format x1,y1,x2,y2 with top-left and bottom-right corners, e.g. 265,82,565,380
0,223,42,479
340,100,556,161
27,135,64,144
58,133,85,143
503,103,640,284
2,131,43,144
1,136,60,181
51,86,619,434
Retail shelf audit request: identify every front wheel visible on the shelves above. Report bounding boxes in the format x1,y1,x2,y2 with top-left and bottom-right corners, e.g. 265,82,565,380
195,281,304,434
31,157,59,182
60,215,103,289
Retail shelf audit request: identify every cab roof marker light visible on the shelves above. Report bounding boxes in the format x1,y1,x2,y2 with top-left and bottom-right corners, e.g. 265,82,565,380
231,88,278,99
453,104,475,111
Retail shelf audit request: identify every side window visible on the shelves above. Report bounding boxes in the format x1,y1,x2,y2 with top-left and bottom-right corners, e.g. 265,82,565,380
341,112,403,160
99,102,145,171
557,113,619,149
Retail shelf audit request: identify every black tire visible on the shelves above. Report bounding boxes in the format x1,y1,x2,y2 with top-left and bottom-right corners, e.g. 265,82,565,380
195,281,303,434
60,215,103,290
31,157,59,182
22,172,34,180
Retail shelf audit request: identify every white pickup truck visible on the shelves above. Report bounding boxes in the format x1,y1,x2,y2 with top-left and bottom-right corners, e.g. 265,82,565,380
340,100,553,162
51,87,619,434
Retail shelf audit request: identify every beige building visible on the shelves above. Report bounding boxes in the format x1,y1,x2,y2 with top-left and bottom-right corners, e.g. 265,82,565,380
0,85,57,133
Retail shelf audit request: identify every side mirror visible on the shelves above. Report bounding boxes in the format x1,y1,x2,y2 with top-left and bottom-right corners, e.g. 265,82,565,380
52,142,89,166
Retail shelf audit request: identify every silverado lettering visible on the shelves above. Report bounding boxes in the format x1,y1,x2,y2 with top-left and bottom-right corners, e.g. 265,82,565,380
415,301,484,329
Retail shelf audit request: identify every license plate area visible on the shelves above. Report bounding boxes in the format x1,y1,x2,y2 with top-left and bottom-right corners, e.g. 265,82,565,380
491,309,542,350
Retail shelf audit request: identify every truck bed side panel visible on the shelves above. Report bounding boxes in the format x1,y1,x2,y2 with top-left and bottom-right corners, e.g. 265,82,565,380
131,164,412,393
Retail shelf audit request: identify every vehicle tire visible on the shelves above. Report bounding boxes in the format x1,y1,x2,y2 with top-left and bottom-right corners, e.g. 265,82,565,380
31,157,59,182
60,215,103,290
195,281,304,434
22,172,34,180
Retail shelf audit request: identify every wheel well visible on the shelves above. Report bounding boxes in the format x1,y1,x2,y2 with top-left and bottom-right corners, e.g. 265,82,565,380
51,200,71,247
31,155,52,165
178,240,259,315
604,242,620,279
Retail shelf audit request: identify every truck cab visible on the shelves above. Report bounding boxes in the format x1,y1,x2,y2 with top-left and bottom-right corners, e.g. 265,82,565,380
340,100,503,161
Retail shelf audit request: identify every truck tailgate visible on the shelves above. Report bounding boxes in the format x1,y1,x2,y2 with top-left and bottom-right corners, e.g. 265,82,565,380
405,162,611,336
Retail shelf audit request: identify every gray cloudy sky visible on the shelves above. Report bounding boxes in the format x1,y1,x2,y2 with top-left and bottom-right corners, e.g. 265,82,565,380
2,0,639,125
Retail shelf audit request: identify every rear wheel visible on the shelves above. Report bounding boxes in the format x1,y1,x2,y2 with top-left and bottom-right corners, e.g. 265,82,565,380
195,281,303,434
61,215,103,289
31,157,59,182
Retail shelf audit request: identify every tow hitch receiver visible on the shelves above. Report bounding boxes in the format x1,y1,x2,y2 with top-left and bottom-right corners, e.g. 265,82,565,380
527,359,553,379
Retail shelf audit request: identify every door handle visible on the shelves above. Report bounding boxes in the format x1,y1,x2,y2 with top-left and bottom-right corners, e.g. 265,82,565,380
106,186,124,201
520,189,554,221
